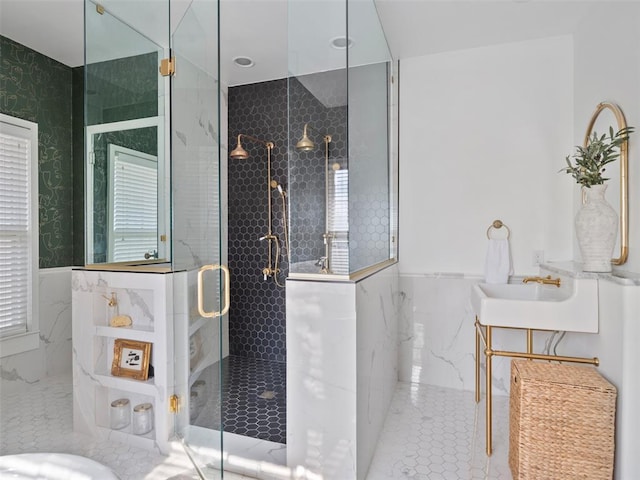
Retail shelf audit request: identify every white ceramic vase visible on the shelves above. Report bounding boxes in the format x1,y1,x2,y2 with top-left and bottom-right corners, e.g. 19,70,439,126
575,184,618,272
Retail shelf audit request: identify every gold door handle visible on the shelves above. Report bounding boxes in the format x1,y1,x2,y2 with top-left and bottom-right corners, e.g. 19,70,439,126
197,264,230,318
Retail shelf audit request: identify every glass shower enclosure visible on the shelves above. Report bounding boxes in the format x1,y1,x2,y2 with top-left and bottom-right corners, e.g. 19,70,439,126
84,0,397,476
287,0,397,278
84,0,225,476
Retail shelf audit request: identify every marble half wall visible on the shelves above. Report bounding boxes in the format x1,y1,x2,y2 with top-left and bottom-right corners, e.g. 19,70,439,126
0,268,73,390
286,264,399,480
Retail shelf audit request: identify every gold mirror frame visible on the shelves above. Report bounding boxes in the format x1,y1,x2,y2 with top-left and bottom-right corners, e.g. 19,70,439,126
583,102,629,265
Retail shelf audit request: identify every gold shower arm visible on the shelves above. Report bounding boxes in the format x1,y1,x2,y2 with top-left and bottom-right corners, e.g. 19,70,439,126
238,133,274,149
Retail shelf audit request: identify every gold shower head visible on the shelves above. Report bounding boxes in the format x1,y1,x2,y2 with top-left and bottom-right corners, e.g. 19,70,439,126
296,124,315,152
230,134,249,159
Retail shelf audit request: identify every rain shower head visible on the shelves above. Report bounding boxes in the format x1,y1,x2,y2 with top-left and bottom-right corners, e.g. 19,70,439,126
230,134,274,159
230,134,249,159
295,124,315,152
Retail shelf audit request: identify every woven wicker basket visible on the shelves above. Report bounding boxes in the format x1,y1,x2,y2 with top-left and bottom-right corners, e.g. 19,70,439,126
509,360,617,480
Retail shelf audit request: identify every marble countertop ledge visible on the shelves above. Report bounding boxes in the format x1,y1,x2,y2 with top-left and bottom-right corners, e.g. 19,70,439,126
540,261,640,286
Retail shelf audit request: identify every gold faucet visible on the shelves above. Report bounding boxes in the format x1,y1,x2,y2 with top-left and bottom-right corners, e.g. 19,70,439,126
522,275,561,287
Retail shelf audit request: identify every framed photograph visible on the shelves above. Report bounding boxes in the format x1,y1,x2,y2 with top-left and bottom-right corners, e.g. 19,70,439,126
111,339,152,381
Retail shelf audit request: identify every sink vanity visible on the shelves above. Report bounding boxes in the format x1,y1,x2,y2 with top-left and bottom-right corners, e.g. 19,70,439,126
472,269,601,455
472,275,599,333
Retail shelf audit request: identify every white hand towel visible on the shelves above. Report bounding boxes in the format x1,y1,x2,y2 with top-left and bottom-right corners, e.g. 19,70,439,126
484,238,513,284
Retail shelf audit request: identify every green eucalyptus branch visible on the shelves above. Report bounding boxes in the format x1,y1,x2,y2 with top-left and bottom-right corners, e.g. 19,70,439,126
560,126,634,187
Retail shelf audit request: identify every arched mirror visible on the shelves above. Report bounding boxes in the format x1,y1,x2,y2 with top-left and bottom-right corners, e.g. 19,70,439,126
583,102,629,265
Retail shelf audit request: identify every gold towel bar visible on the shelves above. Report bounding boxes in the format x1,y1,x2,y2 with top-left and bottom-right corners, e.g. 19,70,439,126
486,219,510,239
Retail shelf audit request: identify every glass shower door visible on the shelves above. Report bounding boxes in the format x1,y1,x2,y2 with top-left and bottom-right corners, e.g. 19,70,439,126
171,0,226,476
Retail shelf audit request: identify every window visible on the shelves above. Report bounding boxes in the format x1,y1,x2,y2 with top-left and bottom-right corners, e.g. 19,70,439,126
0,113,39,357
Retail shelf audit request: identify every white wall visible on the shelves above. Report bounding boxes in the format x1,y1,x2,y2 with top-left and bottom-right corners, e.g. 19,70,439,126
399,35,574,276
573,3,640,273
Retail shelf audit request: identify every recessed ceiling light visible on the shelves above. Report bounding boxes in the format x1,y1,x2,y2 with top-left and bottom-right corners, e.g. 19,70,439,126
233,56,254,68
330,36,354,50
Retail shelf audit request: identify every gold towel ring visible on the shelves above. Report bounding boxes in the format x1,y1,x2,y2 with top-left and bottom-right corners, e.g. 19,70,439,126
486,220,510,239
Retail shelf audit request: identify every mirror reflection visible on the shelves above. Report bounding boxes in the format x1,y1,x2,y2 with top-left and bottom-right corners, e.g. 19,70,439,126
84,0,168,265
86,119,166,264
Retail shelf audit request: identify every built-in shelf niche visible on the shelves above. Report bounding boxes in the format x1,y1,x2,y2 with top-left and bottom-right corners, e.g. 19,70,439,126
91,287,155,331
93,335,156,384
94,385,156,441
72,268,173,454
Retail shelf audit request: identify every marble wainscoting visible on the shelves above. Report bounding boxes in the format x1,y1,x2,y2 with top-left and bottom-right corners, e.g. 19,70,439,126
0,267,73,390
399,274,521,396
286,264,399,480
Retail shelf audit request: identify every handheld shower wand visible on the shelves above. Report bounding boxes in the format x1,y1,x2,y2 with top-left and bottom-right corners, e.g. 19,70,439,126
269,180,290,285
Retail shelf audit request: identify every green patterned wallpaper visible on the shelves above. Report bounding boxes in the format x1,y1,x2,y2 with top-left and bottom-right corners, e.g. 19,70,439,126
0,35,74,268
72,67,85,266
85,53,158,125
1,36,161,267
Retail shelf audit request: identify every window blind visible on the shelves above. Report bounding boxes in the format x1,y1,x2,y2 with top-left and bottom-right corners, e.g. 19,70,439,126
0,124,33,338
328,167,349,274
108,151,158,262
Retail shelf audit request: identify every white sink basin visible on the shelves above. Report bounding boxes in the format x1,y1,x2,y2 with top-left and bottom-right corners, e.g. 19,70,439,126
471,277,599,332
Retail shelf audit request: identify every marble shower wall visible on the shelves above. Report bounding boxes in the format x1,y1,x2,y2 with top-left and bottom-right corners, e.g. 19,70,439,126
0,268,73,390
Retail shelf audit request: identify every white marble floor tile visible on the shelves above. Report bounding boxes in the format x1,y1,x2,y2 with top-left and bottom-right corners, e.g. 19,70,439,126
367,382,511,480
0,374,251,480
1,375,511,479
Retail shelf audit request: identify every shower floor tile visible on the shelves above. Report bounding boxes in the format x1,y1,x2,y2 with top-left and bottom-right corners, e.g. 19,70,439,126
222,355,287,444
192,355,287,445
